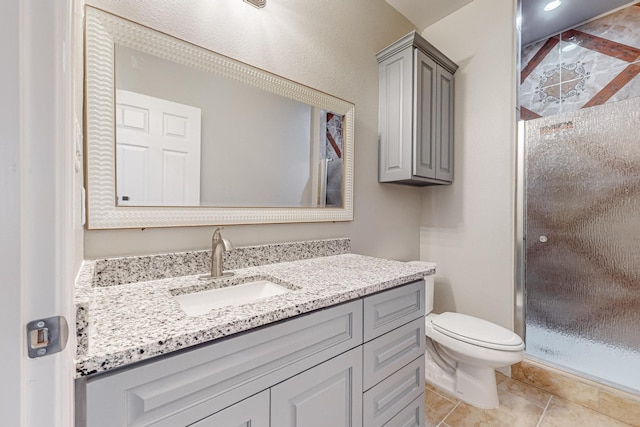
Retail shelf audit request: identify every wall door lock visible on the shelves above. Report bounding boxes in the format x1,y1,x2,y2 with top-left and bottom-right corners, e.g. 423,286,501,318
27,316,68,358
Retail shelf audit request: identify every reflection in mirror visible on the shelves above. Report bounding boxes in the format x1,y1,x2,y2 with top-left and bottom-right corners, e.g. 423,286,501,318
85,6,354,228
115,45,344,208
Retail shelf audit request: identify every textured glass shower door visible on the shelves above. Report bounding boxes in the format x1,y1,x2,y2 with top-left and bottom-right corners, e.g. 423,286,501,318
524,97,640,394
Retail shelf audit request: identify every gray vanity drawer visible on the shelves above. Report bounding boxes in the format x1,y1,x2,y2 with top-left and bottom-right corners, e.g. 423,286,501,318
85,300,362,427
363,317,425,390
382,394,425,427
364,280,425,342
363,355,425,427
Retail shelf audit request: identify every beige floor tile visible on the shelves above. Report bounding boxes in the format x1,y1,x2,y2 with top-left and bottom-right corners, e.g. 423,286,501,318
495,372,509,387
497,376,552,408
539,397,632,427
426,382,461,403
512,362,599,409
426,382,443,394
425,388,458,427
598,391,640,427
443,388,544,427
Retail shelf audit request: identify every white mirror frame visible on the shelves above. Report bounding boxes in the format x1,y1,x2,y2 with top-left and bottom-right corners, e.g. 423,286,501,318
85,6,354,229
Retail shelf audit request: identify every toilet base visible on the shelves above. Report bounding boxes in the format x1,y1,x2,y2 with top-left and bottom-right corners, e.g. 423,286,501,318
425,348,500,409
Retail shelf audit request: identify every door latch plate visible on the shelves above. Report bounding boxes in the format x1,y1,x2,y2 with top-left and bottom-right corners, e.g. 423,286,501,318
27,315,69,358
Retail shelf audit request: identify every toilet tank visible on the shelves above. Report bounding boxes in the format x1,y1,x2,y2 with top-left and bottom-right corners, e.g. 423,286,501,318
422,262,437,314
407,261,437,314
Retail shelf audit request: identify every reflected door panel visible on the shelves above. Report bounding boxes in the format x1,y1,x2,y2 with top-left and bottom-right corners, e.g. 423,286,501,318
116,90,201,206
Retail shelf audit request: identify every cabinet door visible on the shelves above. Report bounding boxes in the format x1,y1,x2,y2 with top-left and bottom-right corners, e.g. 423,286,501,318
364,280,425,342
381,394,425,427
413,49,437,179
363,355,425,427
190,390,269,427
363,317,425,391
271,347,363,427
435,66,454,182
378,47,414,182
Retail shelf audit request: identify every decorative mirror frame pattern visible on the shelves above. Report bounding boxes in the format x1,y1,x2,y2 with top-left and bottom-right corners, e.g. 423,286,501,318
85,6,354,229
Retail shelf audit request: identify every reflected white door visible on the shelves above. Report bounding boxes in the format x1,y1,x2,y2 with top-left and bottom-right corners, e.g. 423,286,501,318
116,90,201,206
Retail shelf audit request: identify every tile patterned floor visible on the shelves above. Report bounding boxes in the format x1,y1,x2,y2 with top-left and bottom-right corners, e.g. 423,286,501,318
425,374,635,427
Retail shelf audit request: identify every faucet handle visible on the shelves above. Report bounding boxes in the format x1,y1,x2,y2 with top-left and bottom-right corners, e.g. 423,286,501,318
212,226,224,242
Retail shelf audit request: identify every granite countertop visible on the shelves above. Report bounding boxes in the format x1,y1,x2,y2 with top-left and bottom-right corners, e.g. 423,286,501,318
74,246,434,377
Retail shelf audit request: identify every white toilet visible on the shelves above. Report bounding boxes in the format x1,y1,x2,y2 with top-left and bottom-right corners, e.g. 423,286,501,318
422,263,524,409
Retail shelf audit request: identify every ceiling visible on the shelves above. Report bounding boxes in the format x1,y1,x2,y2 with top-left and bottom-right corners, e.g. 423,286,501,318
521,0,636,45
385,0,473,31
386,0,636,46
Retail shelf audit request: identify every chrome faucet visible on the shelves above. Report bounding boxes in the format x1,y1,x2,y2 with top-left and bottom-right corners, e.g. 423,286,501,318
204,227,234,279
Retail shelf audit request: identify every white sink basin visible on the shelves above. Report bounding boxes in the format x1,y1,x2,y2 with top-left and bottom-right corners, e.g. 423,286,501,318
173,279,292,316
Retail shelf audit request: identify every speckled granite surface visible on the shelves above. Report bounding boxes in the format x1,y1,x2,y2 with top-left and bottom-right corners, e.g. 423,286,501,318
74,241,434,378
92,238,351,287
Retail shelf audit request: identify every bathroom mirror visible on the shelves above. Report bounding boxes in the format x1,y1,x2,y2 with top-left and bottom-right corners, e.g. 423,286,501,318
85,6,354,229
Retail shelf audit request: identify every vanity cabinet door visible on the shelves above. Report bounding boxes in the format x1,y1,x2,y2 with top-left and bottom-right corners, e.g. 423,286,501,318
364,280,425,342
381,394,425,427
271,347,363,427
363,317,425,391
363,355,425,427
190,390,269,427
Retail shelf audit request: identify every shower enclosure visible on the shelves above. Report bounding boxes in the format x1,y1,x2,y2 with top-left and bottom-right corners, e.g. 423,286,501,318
522,97,640,394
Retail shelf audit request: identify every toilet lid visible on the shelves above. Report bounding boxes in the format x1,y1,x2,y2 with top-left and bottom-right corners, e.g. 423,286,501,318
432,312,524,351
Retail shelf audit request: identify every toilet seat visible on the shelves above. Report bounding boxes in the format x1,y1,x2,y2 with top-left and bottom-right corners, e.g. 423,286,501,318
431,312,523,352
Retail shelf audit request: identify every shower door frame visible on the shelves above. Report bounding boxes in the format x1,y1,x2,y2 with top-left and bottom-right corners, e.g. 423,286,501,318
514,120,526,341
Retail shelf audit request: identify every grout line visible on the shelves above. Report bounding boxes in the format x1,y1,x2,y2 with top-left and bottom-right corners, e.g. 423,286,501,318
431,388,458,405
438,401,461,426
536,395,553,427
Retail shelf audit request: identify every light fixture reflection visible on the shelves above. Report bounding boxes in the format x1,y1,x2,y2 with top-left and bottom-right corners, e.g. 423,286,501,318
562,35,580,52
244,0,266,8
544,0,561,12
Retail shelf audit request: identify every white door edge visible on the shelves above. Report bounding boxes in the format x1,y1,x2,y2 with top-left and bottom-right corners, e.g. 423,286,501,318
11,0,80,426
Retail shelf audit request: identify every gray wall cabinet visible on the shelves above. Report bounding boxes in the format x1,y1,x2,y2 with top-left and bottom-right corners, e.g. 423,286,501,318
79,281,426,426
377,31,457,186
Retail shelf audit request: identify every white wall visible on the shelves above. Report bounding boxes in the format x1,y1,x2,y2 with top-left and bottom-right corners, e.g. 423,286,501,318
84,0,423,260
419,0,518,330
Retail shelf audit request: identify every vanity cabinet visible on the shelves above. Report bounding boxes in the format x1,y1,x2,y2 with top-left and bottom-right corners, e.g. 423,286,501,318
362,282,426,427
79,281,426,427
377,31,458,186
